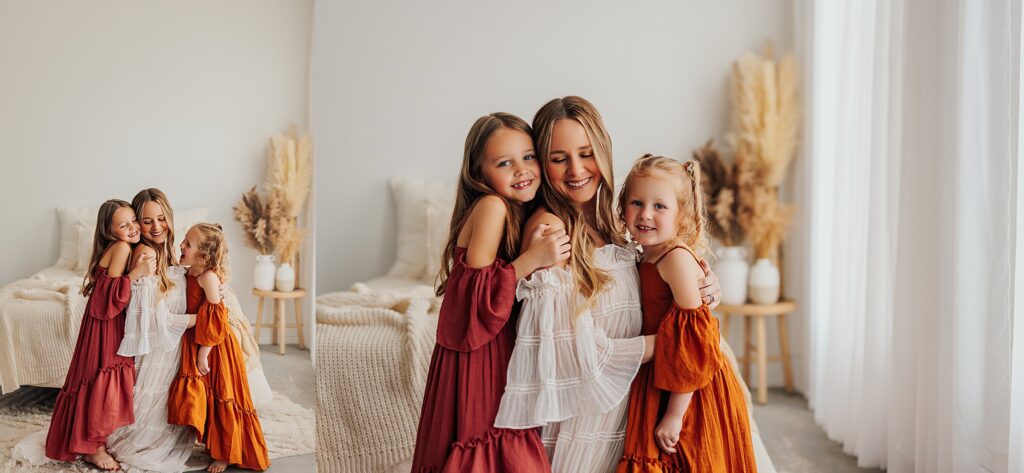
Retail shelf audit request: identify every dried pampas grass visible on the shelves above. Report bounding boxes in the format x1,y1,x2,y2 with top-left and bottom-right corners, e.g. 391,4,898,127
233,126,313,264
693,141,744,246
729,42,801,261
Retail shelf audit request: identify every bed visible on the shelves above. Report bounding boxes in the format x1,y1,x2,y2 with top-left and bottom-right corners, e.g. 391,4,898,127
0,206,272,408
315,178,776,473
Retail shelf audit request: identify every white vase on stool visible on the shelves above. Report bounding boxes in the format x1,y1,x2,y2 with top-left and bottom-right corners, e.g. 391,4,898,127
749,258,781,304
716,246,750,305
254,255,276,291
276,263,296,292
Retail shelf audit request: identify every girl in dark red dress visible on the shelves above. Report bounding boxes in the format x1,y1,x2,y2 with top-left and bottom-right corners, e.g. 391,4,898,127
44,199,155,471
411,113,571,472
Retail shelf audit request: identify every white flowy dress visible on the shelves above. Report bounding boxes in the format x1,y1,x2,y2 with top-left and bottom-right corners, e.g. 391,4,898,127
105,265,196,473
495,244,646,473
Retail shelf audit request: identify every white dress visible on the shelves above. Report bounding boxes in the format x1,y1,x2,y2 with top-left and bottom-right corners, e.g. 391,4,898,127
495,244,645,473
105,265,195,473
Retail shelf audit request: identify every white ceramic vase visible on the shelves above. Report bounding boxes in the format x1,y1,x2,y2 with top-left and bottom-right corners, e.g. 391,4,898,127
716,246,750,305
254,255,276,291
276,262,296,292
749,258,781,304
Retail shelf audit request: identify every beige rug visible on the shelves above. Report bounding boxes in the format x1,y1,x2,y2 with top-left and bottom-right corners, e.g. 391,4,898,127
0,387,314,472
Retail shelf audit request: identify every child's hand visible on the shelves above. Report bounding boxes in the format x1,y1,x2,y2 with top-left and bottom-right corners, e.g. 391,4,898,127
197,354,211,376
129,253,156,280
654,415,683,453
527,224,571,268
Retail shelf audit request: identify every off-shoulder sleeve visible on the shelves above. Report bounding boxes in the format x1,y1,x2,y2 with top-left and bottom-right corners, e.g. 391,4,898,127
654,304,723,393
87,270,132,320
493,267,645,429
118,275,190,356
434,252,516,352
195,300,229,347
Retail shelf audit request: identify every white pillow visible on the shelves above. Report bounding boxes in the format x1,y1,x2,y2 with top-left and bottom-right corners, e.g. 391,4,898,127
56,207,97,270
76,224,94,273
423,201,453,285
389,178,455,280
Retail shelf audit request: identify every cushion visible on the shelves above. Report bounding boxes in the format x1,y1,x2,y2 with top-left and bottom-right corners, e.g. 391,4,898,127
388,178,455,280
56,207,97,270
422,201,452,285
76,224,93,273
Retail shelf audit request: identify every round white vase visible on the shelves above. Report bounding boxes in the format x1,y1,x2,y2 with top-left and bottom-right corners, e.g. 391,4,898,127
716,246,750,305
749,258,781,304
254,255,276,291
275,263,296,292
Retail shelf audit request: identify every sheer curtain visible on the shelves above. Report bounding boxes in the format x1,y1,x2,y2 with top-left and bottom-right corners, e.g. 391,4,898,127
795,0,1024,471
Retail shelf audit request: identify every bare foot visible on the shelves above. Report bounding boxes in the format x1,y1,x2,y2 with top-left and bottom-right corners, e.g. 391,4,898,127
207,460,228,473
84,446,120,471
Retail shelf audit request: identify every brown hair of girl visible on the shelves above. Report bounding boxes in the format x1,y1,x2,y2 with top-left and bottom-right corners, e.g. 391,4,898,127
82,199,134,297
532,96,624,314
189,223,231,283
132,188,177,294
617,154,711,258
435,112,534,297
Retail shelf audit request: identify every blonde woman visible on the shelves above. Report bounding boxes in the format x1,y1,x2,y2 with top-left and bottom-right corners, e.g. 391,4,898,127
493,97,726,472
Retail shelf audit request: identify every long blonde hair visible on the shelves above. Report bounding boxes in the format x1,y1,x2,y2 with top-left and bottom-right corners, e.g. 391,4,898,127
132,188,177,293
435,112,534,296
189,223,231,283
617,154,711,258
82,199,134,297
533,96,624,314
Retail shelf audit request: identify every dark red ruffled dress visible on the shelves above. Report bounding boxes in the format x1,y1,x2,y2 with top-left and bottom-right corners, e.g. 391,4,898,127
618,246,756,473
167,274,269,471
411,247,551,473
45,266,136,461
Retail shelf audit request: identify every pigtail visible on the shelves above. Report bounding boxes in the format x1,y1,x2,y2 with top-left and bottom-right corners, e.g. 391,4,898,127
684,160,711,258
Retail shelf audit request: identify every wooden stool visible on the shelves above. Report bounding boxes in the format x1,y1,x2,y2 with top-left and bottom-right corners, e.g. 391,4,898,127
252,288,307,355
714,300,796,404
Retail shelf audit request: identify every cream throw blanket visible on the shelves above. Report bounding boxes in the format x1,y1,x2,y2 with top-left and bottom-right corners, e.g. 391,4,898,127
315,287,440,473
0,276,264,396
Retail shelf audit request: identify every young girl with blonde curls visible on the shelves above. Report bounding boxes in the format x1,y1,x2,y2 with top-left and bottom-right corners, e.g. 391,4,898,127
44,199,155,470
411,112,571,472
168,223,269,472
616,155,756,473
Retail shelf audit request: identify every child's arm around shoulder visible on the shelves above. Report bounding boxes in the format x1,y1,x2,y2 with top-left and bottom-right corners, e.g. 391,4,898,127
464,194,508,268
105,241,133,277
198,270,223,304
657,248,705,310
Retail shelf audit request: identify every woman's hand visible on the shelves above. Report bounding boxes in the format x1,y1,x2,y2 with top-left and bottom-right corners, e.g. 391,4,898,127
654,415,683,453
698,259,721,309
128,253,156,281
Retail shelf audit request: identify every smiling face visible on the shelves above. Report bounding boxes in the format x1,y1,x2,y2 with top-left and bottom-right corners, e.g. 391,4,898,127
545,119,602,205
479,127,541,203
623,174,682,251
139,201,170,244
109,206,141,244
179,228,199,267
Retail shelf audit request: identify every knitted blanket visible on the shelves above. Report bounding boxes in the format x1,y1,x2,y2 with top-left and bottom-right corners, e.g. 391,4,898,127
315,286,441,473
0,274,265,397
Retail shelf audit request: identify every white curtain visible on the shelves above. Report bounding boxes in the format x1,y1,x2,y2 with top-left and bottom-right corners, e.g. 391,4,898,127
795,0,1024,471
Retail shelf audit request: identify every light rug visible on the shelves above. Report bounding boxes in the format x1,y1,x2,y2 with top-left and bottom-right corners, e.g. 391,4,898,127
0,387,313,472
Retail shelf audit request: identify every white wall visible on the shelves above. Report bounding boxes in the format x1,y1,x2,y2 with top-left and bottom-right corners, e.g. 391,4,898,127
0,0,314,345
313,1,798,388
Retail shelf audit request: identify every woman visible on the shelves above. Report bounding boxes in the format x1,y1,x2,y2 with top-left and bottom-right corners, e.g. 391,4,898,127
494,97,770,473
105,188,198,472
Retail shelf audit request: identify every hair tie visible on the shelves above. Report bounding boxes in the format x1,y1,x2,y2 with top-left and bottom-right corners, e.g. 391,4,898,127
683,160,696,175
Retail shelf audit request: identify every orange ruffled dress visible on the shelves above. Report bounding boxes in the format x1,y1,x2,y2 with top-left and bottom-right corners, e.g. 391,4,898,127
618,247,756,473
167,274,270,471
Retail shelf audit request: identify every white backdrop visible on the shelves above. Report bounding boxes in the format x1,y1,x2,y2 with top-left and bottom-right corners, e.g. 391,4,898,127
0,0,314,345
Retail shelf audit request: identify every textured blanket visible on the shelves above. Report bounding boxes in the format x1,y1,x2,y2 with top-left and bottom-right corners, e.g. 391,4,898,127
315,287,441,473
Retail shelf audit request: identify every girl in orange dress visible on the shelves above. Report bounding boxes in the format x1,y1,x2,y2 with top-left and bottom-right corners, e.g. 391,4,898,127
169,223,270,472
616,155,756,473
